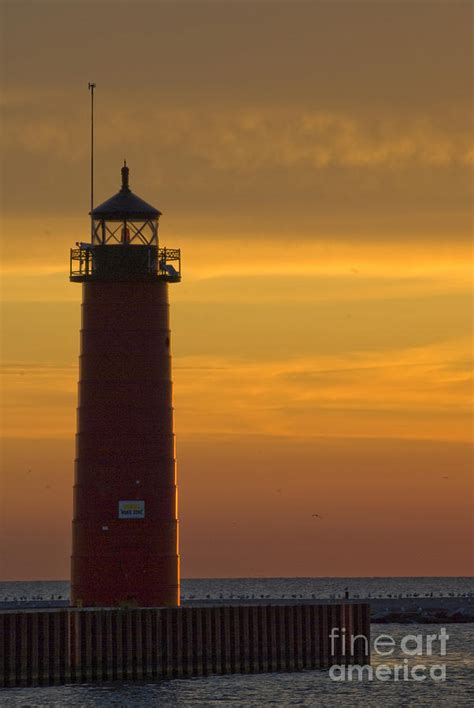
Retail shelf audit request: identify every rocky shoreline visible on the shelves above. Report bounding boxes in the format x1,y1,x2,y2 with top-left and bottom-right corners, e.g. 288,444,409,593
369,597,473,623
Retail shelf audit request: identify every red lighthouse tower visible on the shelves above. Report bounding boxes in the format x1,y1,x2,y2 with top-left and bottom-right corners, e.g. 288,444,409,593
70,163,181,607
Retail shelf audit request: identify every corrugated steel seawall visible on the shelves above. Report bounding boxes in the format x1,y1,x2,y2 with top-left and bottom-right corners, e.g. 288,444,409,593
0,604,369,687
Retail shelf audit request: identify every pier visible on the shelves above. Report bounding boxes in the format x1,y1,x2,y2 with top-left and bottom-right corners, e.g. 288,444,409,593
0,603,369,687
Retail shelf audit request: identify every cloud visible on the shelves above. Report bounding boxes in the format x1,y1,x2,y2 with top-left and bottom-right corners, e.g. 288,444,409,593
172,337,473,442
2,92,471,242
2,329,471,443
2,98,472,171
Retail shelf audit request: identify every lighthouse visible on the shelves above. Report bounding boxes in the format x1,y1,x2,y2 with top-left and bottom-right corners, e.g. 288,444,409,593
70,162,181,607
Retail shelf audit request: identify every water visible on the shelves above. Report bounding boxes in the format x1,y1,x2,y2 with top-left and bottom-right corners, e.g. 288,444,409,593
1,576,473,603
0,624,472,706
0,578,473,706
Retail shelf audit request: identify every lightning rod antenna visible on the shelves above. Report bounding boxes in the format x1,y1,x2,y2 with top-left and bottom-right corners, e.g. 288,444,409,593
88,82,96,241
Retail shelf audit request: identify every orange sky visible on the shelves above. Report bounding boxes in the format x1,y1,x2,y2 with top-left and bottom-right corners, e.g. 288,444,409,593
0,1,473,580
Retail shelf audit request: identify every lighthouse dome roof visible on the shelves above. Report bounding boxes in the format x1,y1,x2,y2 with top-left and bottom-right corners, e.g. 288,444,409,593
92,163,161,220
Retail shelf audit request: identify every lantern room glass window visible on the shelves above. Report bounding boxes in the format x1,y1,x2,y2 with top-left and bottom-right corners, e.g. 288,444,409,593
91,218,158,245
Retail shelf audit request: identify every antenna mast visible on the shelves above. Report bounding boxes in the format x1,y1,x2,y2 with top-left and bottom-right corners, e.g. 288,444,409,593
88,82,96,240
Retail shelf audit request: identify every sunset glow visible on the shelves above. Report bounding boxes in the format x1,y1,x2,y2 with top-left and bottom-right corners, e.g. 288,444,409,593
1,1,472,581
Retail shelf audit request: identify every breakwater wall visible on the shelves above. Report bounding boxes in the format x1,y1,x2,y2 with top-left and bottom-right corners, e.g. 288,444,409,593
0,603,369,687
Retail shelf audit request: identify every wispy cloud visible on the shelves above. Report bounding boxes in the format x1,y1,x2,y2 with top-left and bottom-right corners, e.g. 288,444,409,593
2,338,471,442
173,337,473,442
2,94,472,170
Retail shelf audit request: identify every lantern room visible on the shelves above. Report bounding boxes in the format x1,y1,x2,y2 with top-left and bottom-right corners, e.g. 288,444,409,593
70,163,181,282
91,161,160,245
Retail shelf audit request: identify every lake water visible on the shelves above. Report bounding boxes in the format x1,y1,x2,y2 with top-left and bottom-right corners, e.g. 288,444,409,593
1,576,473,603
0,578,472,706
